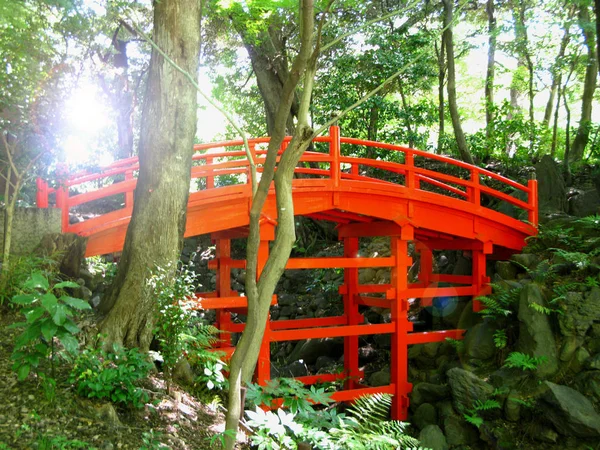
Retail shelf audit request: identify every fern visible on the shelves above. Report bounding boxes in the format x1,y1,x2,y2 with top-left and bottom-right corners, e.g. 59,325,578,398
550,248,591,270
503,352,547,371
493,330,507,349
473,399,501,411
328,393,421,449
477,282,522,319
508,397,535,409
463,412,484,428
528,301,561,315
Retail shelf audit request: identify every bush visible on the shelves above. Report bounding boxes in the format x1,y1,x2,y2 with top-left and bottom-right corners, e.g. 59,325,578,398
10,271,90,380
70,343,153,408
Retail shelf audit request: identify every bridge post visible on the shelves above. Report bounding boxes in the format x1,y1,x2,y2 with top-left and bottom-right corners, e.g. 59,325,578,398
342,236,361,389
214,237,233,347
329,126,341,188
36,178,49,208
389,226,414,421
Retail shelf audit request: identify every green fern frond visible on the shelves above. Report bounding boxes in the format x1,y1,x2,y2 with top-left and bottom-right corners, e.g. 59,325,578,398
473,399,501,411
503,352,547,371
463,412,483,428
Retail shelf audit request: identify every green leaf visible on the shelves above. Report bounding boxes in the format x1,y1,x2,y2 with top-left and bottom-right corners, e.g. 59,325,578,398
14,324,42,350
41,293,58,312
41,319,58,342
24,272,49,291
57,332,79,354
25,307,46,323
8,321,28,329
54,281,80,289
12,294,36,305
17,364,30,381
62,318,80,334
61,296,91,310
52,304,68,326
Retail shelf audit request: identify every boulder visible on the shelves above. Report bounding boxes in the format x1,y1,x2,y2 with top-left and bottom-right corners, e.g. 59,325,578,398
495,261,517,280
574,371,600,407
568,189,600,217
368,369,390,387
540,381,600,437
559,288,600,338
418,425,448,450
413,403,438,430
443,415,479,446
516,284,558,378
35,232,87,278
447,368,494,413
410,383,450,407
510,253,541,270
283,360,309,377
535,155,567,213
463,322,496,360
504,391,521,422
287,338,343,365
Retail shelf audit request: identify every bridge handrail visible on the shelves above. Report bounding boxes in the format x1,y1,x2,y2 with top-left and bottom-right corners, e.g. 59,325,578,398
36,126,538,233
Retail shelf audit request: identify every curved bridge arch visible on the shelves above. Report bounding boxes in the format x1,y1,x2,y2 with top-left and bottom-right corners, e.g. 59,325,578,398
37,126,537,419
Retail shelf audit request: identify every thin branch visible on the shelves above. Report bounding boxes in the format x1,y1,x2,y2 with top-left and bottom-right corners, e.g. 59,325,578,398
321,0,421,53
314,0,468,137
126,17,258,196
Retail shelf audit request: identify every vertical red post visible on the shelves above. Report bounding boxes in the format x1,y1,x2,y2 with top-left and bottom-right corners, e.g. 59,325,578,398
125,169,134,209
470,168,481,208
389,227,414,421
329,126,341,188
343,237,360,389
528,178,538,227
405,151,416,190
472,245,491,313
215,238,232,347
36,178,48,208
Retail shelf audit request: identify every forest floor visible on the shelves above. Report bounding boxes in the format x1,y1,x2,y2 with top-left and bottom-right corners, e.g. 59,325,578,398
0,311,238,450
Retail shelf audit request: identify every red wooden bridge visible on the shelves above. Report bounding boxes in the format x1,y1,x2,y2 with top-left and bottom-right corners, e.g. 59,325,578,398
37,126,537,420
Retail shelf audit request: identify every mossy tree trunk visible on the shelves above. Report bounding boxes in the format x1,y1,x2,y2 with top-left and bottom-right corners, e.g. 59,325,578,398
99,0,202,350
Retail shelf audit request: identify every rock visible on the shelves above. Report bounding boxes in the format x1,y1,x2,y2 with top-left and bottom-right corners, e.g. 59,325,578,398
408,345,422,360
516,284,558,377
535,155,567,213
91,295,102,309
540,381,600,437
418,425,448,450
504,391,521,422
571,347,591,374
456,300,480,331
495,261,517,280
588,354,600,371
559,288,600,338
357,345,377,363
410,383,450,407
574,371,600,406
314,356,336,372
422,342,440,359
510,253,541,270
369,369,390,387
287,338,343,365
284,360,308,377
358,268,376,284
463,322,496,360
443,415,478,446
94,403,120,428
35,232,88,278
447,368,494,413
173,358,195,386
530,424,559,444
413,403,438,430
560,335,579,362
568,189,600,217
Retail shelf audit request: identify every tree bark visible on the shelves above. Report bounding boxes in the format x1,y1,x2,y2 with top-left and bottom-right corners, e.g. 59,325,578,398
99,0,202,350
442,0,474,165
224,1,317,447
485,0,496,146
435,39,445,154
543,27,571,126
570,2,598,162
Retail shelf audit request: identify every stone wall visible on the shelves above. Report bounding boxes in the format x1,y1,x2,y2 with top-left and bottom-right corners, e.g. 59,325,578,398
0,207,62,255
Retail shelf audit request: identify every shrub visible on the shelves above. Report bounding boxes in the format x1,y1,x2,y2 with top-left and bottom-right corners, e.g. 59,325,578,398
70,343,153,408
10,271,90,380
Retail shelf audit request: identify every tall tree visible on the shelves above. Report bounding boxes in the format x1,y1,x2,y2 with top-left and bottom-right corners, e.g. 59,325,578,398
485,0,496,143
442,0,474,164
99,0,202,349
570,0,598,162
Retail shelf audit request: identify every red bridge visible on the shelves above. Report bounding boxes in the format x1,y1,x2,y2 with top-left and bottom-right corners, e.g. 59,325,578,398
37,126,537,420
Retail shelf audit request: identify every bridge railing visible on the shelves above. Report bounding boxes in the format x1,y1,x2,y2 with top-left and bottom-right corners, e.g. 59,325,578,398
36,126,538,235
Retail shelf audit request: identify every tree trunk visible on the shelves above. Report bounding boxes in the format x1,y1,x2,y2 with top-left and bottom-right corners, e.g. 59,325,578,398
570,2,598,162
398,81,415,148
551,79,562,158
99,0,202,350
485,0,496,146
435,39,445,154
224,2,316,447
442,0,474,165
237,22,298,135
543,27,571,126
